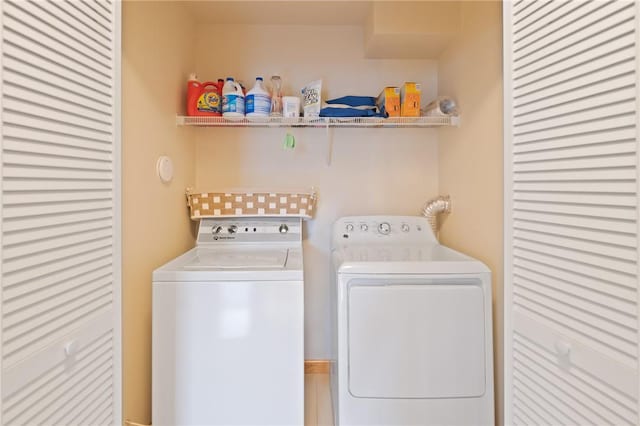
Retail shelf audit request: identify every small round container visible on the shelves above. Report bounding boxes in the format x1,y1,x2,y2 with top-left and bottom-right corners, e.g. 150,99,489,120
282,96,301,118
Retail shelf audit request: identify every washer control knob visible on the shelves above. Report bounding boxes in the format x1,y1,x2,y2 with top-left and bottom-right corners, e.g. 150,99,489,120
378,222,391,235
228,225,238,234
279,224,289,234
360,223,368,232
212,225,223,234
401,224,410,232
345,224,354,232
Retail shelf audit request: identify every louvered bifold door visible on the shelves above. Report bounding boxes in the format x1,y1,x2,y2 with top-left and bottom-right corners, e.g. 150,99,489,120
0,0,122,425
504,0,640,425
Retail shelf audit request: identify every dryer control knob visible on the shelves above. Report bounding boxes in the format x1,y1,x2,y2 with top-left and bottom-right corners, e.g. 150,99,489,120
345,224,354,232
212,225,223,234
360,223,368,232
401,224,410,232
378,222,391,235
228,225,238,234
279,224,289,234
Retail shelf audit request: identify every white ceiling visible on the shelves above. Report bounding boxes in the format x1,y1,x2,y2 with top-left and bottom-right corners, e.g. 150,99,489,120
183,1,373,25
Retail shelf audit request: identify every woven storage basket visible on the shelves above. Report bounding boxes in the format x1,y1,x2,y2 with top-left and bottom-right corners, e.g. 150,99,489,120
186,190,317,220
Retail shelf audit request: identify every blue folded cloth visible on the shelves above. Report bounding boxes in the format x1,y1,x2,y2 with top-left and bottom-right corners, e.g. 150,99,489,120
320,95,383,117
320,107,382,117
325,96,376,107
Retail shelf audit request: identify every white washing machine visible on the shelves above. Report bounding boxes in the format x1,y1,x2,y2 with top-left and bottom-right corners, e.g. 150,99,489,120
331,216,494,426
152,217,304,426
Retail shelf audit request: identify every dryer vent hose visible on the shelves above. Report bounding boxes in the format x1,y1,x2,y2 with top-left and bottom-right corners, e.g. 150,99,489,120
421,195,451,235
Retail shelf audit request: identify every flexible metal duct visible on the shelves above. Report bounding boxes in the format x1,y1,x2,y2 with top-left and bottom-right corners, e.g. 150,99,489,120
421,195,451,236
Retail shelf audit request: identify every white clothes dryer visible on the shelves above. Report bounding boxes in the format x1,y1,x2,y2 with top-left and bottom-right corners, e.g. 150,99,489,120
152,217,304,426
331,216,494,426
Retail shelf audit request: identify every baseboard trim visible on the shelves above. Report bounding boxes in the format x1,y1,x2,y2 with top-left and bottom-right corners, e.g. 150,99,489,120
304,359,330,374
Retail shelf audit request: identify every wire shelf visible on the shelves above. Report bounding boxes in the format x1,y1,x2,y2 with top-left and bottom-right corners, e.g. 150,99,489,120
176,115,460,128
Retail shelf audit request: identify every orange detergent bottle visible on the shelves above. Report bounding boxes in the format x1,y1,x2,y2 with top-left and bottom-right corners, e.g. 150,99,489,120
187,74,223,116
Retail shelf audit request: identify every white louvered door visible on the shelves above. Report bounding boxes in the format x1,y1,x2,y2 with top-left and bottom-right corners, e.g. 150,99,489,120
0,0,121,425
504,0,640,425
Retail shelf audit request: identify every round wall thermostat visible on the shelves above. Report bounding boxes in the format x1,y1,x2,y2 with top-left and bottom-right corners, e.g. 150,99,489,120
157,156,174,183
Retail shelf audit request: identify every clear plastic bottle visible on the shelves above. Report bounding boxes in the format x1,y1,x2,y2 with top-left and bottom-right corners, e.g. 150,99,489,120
270,75,283,117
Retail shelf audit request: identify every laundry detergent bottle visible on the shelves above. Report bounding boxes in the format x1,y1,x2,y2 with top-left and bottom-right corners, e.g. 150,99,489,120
245,77,271,121
222,77,245,120
186,73,200,116
186,74,223,116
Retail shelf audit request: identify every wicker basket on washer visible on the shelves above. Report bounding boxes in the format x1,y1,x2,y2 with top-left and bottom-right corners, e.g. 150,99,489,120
186,189,317,220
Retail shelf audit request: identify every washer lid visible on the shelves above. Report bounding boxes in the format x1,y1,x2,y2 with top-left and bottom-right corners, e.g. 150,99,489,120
333,243,489,274
153,245,303,282
184,248,288,269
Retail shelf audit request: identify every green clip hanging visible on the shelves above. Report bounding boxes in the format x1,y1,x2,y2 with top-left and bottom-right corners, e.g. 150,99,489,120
284,132,296,150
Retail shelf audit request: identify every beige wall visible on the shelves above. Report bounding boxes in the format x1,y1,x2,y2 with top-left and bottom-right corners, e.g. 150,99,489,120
365,1,461,58
122,2,196,423
437,2,503,425
194,24,441,358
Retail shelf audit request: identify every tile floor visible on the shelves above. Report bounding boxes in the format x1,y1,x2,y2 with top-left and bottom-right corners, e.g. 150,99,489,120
305,373,333,426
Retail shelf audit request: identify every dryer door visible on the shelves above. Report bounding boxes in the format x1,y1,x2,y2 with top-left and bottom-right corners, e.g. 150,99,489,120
348,279,485,398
